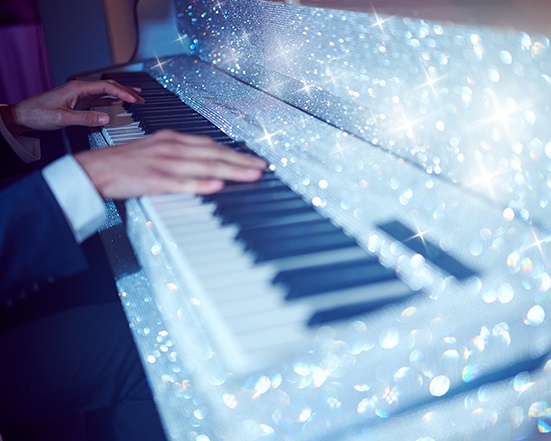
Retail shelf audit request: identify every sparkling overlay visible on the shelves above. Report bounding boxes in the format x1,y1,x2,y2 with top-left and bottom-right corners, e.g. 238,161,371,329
94,1,551,440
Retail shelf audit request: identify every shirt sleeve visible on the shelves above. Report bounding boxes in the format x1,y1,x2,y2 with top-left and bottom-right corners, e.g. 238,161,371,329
42,155,106,243
0,104,41,163
0,106,105,243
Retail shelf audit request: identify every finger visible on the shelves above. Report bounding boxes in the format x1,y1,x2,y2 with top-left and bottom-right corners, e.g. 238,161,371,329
87,97,123,108
150,131,267,169
175,143,267,169
149,156,263,182
63,109,110,127
104,80,145,103
158,178,225,195
133,178,225,197
76,80,145,104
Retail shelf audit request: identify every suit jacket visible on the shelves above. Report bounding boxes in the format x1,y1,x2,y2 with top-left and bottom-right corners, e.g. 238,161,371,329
0,132,88,304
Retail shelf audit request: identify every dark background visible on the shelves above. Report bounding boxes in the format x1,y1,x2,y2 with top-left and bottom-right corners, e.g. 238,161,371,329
0,0,112,103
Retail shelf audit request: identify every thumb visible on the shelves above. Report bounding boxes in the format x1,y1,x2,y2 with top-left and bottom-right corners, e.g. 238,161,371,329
63,109,110,127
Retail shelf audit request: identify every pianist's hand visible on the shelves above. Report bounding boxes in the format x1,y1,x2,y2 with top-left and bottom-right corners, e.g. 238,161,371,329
74,130,267,198
0,80,144,136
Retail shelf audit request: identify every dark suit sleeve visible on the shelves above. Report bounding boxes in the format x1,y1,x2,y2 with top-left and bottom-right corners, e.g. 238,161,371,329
0,127,33,180
0,170,89,304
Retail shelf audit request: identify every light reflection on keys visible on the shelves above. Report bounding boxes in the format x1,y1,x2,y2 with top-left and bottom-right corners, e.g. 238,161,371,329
98,71,416,368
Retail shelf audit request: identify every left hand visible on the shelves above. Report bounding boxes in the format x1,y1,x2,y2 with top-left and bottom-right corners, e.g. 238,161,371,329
0,80,144,136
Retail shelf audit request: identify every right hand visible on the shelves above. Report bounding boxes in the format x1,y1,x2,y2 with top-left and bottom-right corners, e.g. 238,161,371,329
1,80,144,136
74,130,267,199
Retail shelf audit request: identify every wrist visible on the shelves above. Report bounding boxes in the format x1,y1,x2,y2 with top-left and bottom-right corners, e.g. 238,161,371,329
0,104,30,137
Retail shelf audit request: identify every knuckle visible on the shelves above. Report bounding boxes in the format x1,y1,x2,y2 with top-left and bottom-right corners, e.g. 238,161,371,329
155,129,175,140
157,143,177,156
81,112,94,125
213,160,226,177
67,80,81,90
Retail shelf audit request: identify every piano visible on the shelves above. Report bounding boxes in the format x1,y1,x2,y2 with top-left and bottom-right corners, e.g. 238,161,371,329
77,0,551,439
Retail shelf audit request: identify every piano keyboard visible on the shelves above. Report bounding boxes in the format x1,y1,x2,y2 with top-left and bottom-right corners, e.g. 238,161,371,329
99,71,418,368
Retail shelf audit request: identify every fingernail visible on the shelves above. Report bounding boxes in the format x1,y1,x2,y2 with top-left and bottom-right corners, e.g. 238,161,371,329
99,115,109,125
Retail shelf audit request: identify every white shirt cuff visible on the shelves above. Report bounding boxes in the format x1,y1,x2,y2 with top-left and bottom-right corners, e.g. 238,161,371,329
0,104,41,163
42,155,106,243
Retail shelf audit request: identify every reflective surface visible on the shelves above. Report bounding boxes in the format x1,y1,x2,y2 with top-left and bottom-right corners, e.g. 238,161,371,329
267,0,551,36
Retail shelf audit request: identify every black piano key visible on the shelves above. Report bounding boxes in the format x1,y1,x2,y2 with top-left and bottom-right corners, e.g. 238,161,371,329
202,184,289,204
250,230,358,262
219,139,243,145
226,141,250,153
148,127,223,136
308,293,414,326
236,219,339,243
231,209,325,230
213,188,299,207
133,94,186,101
137,107,199,114
134,89,178,94
132,95,183,102
137,114,205,126
141,118,216,128
220,205,316,228
138,115,208,126
215,197,307,217
135,102,190,110
145,122,220,133
136,90,176,95
135,113,207,124
143,120,219,131
132,102,199,111
223,173,280,187
274,257,397,299
204,180,289,199
137,112,212,121
135,103,199,111
377,220,477,280
274,255,378,282
132,106,200,115
127,100,184,111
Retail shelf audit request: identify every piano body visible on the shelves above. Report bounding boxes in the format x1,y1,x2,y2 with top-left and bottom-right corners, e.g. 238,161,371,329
77,0,551,439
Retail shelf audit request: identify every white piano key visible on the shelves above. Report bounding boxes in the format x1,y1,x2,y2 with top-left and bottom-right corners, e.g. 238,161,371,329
204,266,277,291
152,196,203,210
149,193,198,205
107,121,141,130
179,243,248,266
194,258,255,277
179,236,245,257
225,304,310,334
215,292,285,317
172,226,239,246
168,219,225,237
154,203,217,222
236,323,305,353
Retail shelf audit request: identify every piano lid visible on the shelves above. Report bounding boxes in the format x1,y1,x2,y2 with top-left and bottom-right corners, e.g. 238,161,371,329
270,0,551,36
166,0,551,233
